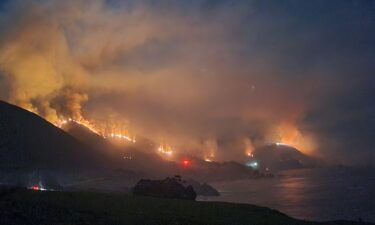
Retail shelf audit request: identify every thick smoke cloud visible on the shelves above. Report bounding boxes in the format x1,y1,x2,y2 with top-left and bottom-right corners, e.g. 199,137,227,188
0,0,374,165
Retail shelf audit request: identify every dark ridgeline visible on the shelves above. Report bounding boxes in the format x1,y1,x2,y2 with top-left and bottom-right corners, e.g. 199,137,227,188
63,114,265,183
252,144,320,171
0,100,116,187
0,100,265,191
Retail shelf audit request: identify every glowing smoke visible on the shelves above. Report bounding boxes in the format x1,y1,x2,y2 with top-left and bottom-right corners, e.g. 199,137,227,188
0,0,320,160
0,0,373,165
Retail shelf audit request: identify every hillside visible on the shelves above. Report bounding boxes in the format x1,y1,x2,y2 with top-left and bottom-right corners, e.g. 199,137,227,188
252,143,319,171
63,120,262,183
0,100,260,190
0,101,118,186
0,188,371,225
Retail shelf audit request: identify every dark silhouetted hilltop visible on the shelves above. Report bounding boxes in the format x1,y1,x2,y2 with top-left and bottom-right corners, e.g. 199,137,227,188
252,143,319,171
0,101,113,172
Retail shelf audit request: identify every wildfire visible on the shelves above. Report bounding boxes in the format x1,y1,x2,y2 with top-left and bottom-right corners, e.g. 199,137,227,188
204,158,213,162
158,144,173,156
56,118,101,135
246,152,254,157
204,139,217,163
277,121,316,154
55,117,136,144
244,137,254,158
110,133,136,143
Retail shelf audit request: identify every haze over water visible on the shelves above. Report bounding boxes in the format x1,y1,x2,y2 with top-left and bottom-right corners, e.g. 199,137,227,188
199,168,375,222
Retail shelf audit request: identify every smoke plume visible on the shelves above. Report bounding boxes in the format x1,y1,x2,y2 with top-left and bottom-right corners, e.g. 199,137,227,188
0,0,374,165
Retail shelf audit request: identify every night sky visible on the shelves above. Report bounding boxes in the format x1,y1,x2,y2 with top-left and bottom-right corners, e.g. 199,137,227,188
0,0,374,165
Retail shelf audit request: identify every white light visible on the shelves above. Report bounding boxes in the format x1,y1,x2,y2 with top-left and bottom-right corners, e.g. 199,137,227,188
246,152,254,157
246,161,259,169
275,142,289,147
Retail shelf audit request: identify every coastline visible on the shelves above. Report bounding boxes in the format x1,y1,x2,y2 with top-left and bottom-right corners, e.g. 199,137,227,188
0,188,373,225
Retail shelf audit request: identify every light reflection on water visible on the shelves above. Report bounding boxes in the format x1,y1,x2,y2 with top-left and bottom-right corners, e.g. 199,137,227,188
198,168,375,222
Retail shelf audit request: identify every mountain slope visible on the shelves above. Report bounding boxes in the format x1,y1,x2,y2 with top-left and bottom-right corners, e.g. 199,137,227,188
0,100,111,171
63,122,263,182
252,143,318,171
62,121,179,177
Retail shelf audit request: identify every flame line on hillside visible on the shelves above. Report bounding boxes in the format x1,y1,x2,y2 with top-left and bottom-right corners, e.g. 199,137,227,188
55,118,136,143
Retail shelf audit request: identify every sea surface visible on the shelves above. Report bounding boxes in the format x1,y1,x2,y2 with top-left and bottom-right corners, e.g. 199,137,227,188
198,167,375,222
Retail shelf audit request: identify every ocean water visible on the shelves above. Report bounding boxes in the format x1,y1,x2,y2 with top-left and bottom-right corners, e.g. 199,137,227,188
198,168,375,222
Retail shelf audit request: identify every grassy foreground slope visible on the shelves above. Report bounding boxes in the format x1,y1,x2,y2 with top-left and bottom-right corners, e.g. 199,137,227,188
0,189,370,225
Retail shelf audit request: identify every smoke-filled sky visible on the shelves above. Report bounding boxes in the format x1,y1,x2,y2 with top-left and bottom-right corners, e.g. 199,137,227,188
0,0,374,165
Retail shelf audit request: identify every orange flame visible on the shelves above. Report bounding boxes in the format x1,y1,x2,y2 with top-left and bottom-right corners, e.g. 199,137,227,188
55,117,136,144
158,144,174,157
277,122,315,154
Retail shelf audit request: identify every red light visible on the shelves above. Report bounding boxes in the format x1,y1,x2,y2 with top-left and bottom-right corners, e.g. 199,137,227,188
182,160,190,167
32,186,39,191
